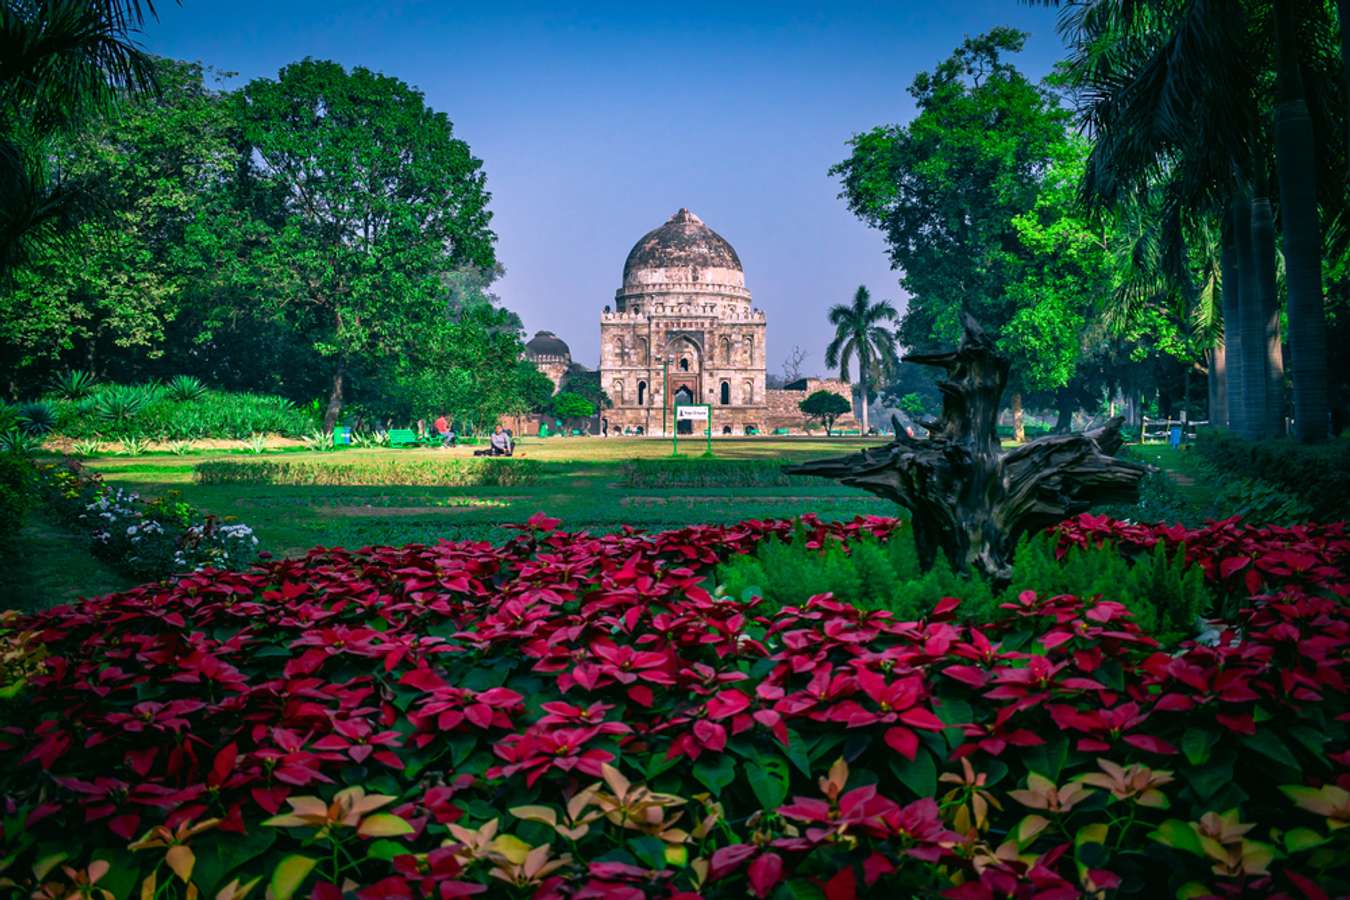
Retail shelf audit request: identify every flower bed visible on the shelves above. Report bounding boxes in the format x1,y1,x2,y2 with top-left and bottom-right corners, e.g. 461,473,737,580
35,460,261,580
0,513,1347,898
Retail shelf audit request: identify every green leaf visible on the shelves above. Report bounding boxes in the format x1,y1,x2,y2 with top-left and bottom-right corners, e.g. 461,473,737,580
1287,726,1327,763
628,835,668,871
1148,819,1204,856
1181,727,1217,766
1021,735,1069,783
1241,731,1301,770
693,755,736,795
1283,828,1327,854
358,814,414,838
269,855,316,900
784,728,812,777
889,747,936,798
746,754,790,810
366,839,410,861
1184,759,1233,802
935,696,972,751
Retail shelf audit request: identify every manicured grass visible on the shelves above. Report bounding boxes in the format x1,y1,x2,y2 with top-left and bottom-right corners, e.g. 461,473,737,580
2,510,134,610
84,437,896,556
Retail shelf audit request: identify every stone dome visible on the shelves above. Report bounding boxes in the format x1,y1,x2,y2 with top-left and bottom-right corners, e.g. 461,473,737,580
622,209,743,288
525,330,571,360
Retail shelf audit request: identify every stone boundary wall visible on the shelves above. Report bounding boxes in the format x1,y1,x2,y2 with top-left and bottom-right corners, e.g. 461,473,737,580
764,378,858,432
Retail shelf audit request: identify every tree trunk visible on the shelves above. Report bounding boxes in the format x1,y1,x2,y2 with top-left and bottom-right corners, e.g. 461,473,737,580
1207,343,1227,428
859,380,870,434
1053,390,1074,434
1221,212,1244,434
786,315,1149,585
1011,393,1025,443
1275,0,1331,441
323,360,346,433
1340,0,1350,186
1234,190,1270,439
1251,195,1286,437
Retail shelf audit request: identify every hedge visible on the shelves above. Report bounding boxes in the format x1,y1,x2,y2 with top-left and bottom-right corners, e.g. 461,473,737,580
193,457,540,487
1195,429,1350,520
621,458,830,488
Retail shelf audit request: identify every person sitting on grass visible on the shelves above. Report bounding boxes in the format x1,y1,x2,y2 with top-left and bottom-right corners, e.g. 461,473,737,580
489,425,512,456
434,412,456,448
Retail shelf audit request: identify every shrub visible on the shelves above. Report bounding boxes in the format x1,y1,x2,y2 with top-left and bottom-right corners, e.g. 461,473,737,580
718,526,1212,641
92,383,154,433
46,369,99,401
799,389,851,434
165,374,208,403
46,382,313,441
194,456,540,487
622,458,830,488
1196,429,1350,520
0,515,1346,898
16,401,55,436
0,452,35,549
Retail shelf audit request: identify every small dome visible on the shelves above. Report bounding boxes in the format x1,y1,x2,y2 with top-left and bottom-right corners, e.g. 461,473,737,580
622,209,742,286
525,330,571,359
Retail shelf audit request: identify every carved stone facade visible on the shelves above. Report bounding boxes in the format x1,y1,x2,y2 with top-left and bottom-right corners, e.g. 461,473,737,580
600,209,767,435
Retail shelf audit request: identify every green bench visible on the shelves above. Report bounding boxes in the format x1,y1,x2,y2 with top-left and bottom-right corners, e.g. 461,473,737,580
389,428,423,447
772,427,790,435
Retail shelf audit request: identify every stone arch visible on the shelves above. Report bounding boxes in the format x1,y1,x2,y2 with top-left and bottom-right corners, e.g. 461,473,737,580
637,381,647,405
720,336,732,365
743,334,755,366
720,381,731,405
612,380,624,405
742,380,754,404
636,337,649,365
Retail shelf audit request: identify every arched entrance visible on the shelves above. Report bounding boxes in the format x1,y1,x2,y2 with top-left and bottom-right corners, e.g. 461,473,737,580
673,385,694,434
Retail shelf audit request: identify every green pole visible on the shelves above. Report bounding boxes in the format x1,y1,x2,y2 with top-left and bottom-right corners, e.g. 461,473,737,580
661,358,669,438
672,405,679,457
704,407,713,457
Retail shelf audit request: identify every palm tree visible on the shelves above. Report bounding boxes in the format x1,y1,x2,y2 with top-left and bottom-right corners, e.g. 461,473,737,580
0,0,161,276
825,285,901,434
1037,0,1337,441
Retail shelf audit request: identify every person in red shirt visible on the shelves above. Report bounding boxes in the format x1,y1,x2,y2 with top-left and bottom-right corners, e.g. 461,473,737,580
433,413,456,447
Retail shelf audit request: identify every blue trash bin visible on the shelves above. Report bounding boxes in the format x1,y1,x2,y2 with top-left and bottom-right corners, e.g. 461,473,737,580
1169,424,1182,448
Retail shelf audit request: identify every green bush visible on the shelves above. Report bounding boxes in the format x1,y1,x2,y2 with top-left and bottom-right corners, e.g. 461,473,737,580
46,369,99,401
0,452,36,550
717,527,1212,641
194,456,540,487
622,458,829,488
1196,429,1350,520
47,383,313,440
16,402,55,436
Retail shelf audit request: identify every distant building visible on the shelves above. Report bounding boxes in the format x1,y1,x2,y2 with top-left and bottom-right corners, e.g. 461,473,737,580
601,208,767,434
524,331,573,390
518,207,856,436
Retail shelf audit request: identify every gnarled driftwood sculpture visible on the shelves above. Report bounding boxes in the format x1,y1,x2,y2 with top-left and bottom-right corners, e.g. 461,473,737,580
786,314,1152,585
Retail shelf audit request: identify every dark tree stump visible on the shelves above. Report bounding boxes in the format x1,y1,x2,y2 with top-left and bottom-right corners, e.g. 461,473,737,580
786,314,1152,585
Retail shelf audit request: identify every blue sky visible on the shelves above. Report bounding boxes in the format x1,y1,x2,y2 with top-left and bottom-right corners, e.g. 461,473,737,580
143,0,1066,371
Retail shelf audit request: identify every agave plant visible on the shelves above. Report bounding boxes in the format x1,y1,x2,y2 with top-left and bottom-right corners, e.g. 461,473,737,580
167,440,194,456
303,429,334,452
47,369,99,401
245,433,269,454
118,435,150,457
166,375,207,403
94,385,151,431
0,429,42,455
17,401,55,436
72,439,103,457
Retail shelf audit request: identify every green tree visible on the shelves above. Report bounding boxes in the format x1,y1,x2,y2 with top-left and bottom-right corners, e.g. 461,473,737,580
0,0,161,276
516,362,556,414
824,285,900,433
551,391,595,428
0,59,237,385
234,59,496,430
831,29,1073,438
1046,0,1344,441
800,390,851,436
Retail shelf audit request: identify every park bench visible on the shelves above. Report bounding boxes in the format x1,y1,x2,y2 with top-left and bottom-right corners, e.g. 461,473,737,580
388,428,420,447
772,427,790,435
333,426,352,446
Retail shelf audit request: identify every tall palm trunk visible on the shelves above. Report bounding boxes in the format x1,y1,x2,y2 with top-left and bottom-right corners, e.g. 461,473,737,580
859,380,870,434
1207,344,1226,427
1011,393,1024,443
1274,0,1331,441
1221,213,1244,435
1234,190,1270,439
1251,195,1286,436
324,360,346,433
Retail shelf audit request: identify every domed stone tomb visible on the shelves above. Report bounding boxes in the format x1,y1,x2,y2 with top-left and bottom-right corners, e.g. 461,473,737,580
525,330,572,390
601,209,767,435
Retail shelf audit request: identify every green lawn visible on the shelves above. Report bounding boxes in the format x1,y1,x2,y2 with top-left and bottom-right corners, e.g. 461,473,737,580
82,436,896,556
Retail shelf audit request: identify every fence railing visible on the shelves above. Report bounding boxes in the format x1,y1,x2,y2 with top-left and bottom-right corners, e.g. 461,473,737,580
1139,417,1209,444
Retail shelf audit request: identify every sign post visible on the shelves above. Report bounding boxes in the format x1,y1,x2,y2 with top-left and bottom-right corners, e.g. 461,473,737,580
673,404,712,457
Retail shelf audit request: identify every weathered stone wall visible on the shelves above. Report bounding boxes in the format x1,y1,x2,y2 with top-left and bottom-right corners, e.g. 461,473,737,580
764,378,858,432
529,354,571,391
